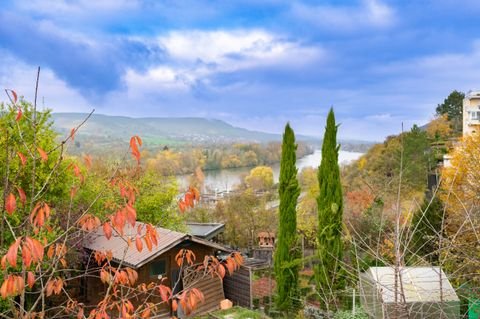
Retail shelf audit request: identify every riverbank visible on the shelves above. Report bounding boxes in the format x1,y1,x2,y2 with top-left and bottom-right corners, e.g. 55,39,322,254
178,150,363,192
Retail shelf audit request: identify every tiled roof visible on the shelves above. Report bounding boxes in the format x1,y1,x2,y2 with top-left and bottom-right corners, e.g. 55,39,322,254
83,222,229,269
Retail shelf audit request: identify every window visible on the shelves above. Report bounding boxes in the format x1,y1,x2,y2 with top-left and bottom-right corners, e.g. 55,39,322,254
150,259,167,277
469,111,480,120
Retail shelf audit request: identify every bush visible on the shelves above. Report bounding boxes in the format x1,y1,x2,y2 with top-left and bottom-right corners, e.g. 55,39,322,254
333,308,369,319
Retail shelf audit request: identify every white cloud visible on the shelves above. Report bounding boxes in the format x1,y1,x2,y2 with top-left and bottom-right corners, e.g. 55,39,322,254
124,29,324,93
291,0,396,31
0,51,91,113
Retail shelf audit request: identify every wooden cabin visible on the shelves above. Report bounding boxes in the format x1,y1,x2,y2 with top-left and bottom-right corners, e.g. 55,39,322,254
82,222,230,318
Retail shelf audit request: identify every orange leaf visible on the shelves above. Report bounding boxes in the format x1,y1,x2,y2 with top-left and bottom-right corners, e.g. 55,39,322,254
27,272,35,289
16,187,26,206
135,236,143,252
37,147,48,162
217,264,226,279
103,222,112,240
5,238,21,268
158,285,172,302
70,128,76,141
77,307,84,319
15,109,22,122
70,186,78,199
17,152,27,167
126,204,136,227
83,154,92,169
178,200,186,213
130,135,142,163
172,300,178,312
191,288,205,303
5,193,16,215
144,235,152,252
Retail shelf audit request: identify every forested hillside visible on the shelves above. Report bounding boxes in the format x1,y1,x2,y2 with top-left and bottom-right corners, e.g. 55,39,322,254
51,113,373,155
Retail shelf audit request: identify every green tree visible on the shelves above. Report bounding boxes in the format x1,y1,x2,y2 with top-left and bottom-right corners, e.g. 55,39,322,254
410,193,444,263
0,100,73,245
135,173,185,230
315,108,344,308
274,123,301,311
435,90,465,134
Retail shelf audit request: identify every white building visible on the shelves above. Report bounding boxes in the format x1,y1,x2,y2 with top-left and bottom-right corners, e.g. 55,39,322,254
463,90,480,136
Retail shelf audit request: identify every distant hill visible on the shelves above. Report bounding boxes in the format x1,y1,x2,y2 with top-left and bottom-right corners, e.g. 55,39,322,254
51,113,373,154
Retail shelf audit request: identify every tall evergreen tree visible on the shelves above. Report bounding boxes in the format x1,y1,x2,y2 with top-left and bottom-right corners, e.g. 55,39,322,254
274,123,301,311
315,108,344,307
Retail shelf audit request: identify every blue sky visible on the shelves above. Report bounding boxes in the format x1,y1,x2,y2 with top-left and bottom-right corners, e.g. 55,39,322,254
1,0,480,141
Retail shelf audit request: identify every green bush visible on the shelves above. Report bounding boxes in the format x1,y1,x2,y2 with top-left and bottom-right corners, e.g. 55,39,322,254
333,308,369,319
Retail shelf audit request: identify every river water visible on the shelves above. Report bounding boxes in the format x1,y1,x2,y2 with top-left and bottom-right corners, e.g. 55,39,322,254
177,150,363,193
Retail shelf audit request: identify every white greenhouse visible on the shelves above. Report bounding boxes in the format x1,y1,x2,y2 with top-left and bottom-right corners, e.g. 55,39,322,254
359,267,459,319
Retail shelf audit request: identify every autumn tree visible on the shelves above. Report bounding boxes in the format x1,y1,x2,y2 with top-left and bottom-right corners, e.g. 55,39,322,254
315,108,344,309
213,189,274,248
244,166,274,191
436,90,465,135
426,114,453,140
0,80,242,319
440,133,480,285
274,123,301,312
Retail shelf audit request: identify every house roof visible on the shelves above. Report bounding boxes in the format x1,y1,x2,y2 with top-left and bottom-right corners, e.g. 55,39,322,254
363,267,459,303
186,222,225,240
83,222,229,269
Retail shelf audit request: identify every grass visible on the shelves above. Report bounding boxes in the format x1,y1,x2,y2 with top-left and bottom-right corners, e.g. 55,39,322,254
194,306,270,319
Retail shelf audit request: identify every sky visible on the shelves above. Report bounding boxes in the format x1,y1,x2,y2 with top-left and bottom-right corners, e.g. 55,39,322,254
1,0,480,141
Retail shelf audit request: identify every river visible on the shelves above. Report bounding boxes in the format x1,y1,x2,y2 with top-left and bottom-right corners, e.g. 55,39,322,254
178,150,363,193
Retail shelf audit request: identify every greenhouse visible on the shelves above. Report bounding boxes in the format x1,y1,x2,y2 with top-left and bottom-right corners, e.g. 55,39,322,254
359,267,459,319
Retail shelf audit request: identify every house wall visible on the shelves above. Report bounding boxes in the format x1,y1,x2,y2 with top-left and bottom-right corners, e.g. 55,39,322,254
463,94,480,136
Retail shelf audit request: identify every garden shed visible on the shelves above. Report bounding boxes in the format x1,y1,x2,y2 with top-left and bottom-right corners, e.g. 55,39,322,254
82,222,230,318
223,258,271,308
359,266,459,319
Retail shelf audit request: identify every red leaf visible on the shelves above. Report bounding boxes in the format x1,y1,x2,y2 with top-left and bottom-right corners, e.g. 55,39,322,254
37,147,48,162
16,187,26,206
70,128,76,141
10,90,18,104
17,152,27,167
15,108,22,122
5,193,16,215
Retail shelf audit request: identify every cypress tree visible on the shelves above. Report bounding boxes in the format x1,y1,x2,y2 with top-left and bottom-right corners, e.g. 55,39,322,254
315,108,344,307
274,123,301,311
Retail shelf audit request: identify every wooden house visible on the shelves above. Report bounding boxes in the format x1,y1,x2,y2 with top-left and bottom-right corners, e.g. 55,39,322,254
82,222,230,318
